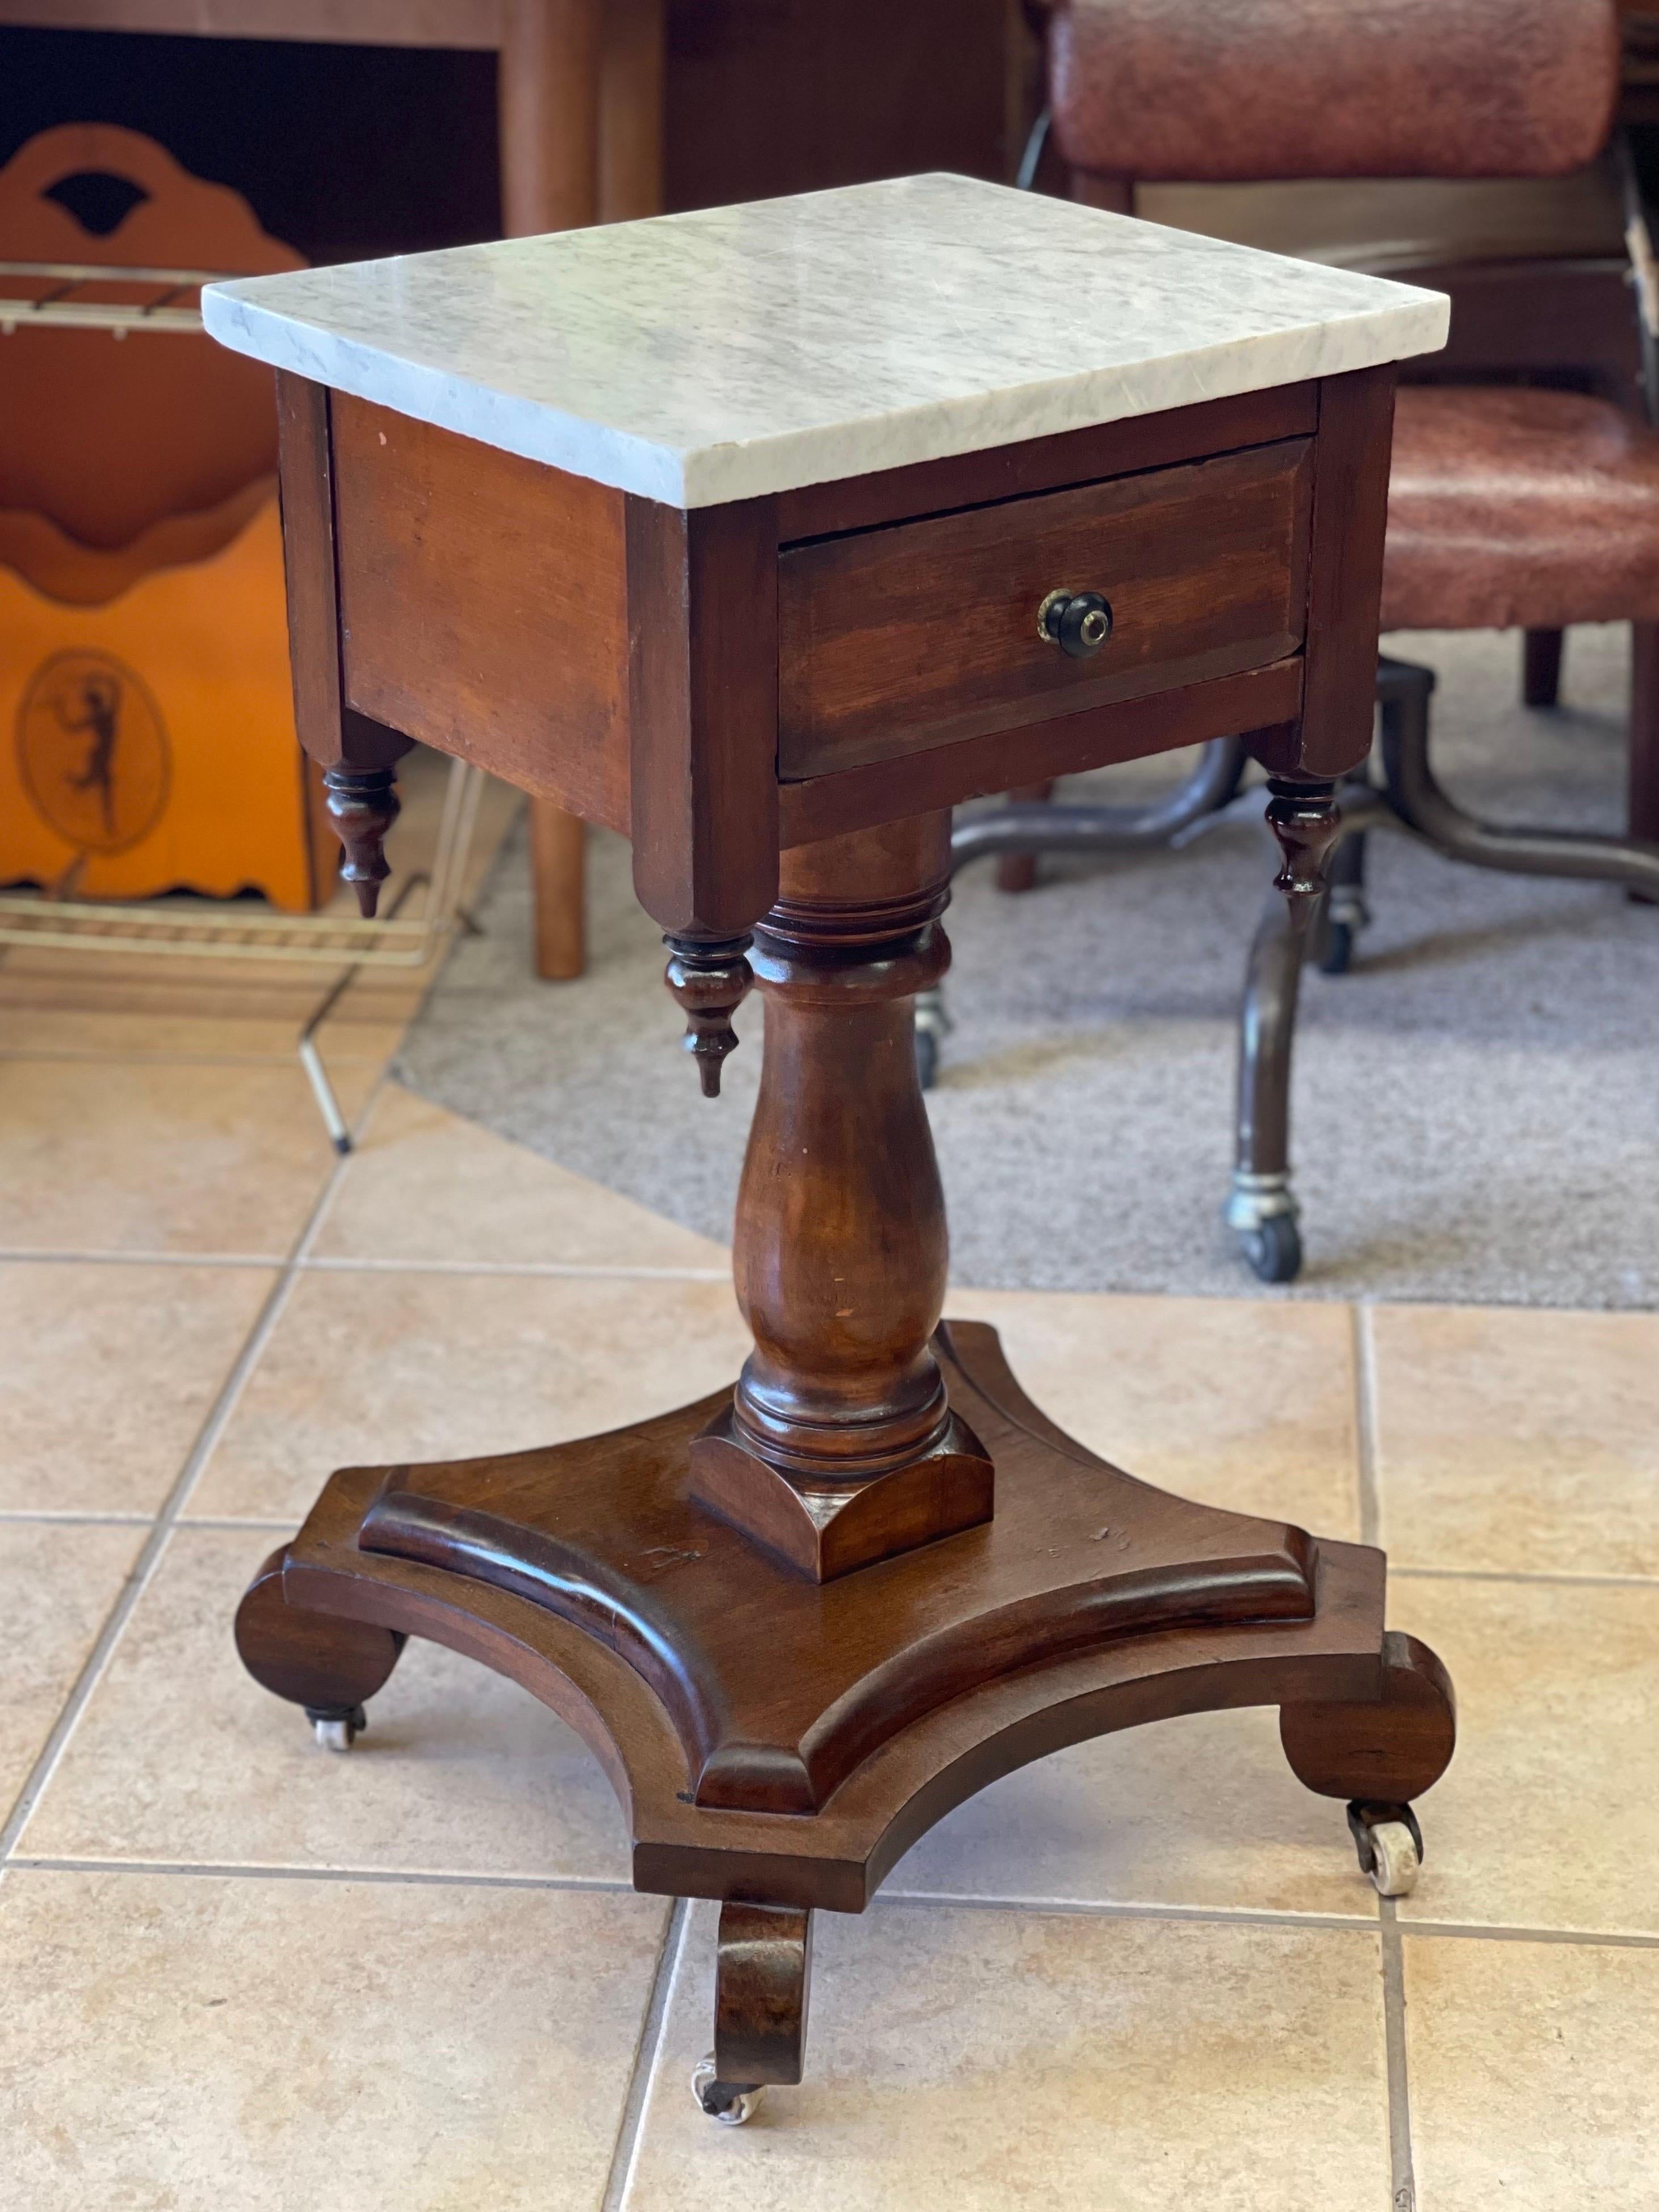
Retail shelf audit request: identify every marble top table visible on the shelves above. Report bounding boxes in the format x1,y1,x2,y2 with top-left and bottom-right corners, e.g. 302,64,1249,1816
216,176,1457,2117
206,170,1445,506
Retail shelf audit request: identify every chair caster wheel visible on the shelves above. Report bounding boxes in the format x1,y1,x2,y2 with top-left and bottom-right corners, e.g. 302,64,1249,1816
306,1704,367,1752
692,2055,765,2125
1240,1213,1302,1283
1348,1800,1423,1898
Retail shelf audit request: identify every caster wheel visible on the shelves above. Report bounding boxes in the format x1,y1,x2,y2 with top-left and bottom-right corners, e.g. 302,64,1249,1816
914,1023,939,1091
1348,1801,1423,1899
307,1703,367,1752
1241,1213,1302,1284
1316,919,1355,975
691,2055,765,2125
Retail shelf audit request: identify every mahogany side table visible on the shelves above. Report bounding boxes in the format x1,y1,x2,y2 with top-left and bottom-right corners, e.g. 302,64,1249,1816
204,175,1456,2120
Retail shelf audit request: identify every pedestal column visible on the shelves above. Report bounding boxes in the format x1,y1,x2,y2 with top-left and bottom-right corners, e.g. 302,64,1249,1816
689,812,994,1580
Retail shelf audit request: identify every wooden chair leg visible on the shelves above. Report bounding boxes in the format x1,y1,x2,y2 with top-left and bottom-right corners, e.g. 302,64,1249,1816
993,781,1055,891
1523,626,1564,708
529,798,588,979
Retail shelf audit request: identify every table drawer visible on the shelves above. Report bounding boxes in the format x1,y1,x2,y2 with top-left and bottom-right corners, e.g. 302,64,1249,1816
778,437,1313,778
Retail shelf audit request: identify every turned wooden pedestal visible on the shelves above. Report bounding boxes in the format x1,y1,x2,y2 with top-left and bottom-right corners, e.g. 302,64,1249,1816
237,784,1455,2110
208,177,1456,2114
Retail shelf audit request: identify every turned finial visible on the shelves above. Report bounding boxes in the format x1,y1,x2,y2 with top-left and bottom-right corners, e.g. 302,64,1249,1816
663,934,753,1097
322,764,401,918
1264,777,1342,935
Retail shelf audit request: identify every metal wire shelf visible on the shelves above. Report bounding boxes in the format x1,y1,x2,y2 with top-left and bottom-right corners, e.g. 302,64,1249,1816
0,259,223,336
0,758,486,1150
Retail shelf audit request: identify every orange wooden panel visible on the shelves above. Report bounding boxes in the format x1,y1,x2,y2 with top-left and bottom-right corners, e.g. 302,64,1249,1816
0,497,324,909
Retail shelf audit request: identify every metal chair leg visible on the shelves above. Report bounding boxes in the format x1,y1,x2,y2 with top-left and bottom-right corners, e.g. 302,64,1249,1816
1523,627,1564,708
1379,654,1659,897
1631,623,1659,895
1225,885,1308,1284
1314,777,1374,974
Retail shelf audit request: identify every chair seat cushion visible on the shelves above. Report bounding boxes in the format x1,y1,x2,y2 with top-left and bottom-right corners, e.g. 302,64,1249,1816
1381,385,1659,631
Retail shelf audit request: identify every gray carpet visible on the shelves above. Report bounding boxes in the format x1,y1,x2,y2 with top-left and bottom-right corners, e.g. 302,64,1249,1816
397,627,1659,1309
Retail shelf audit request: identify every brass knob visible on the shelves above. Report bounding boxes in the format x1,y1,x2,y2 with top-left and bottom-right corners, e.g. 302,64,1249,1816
1038,588,1113,660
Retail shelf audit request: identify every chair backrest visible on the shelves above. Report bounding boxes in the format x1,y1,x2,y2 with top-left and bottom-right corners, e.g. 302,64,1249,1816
1050,0,1620,184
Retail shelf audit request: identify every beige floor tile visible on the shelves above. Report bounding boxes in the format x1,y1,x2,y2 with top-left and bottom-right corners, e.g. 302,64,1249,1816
948,1287,1363,1539
0,951,425,1033
887,1704,1380,1918
20,1528,633,1879
1371,1305,1659,1575
0,1006,405,1064
1,1867,664,2212
0,1058,376,1255
312,1083,731,1271
1,1522,143,1813
0,1261,274,1512
1387,1575,1659,1936
1406,1933,1659,2210
626,1903,1390,2211
189,1262,748,1523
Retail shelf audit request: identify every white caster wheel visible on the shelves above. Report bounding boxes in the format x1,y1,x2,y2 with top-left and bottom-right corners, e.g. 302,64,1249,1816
692,2056,765,2125
1348,1801,1423,1898
1366,1820,1421,1897
307,1704,367,1753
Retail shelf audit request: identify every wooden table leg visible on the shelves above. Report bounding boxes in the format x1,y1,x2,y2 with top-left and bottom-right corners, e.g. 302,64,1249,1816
498,0,609,979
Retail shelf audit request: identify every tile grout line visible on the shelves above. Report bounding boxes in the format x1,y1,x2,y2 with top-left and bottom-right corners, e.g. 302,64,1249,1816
1352,1300,1381,1550
601,1897,690,2212
3,1856,635,1894
1379,1900,1417,2212
1362,1302,1411,2207
0,1248,288,1268
0,1076,382,1863
1390,1564,1659,1591
301,1256,732,1281
879,1890,1382,1931
6,1851,1658,1951
0,1249,731,1283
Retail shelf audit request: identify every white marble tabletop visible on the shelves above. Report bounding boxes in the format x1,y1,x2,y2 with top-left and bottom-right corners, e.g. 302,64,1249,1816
204,173,1447,510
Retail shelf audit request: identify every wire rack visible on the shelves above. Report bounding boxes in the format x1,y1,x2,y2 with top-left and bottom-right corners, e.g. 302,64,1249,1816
0,258,227,336
0,759,487,1150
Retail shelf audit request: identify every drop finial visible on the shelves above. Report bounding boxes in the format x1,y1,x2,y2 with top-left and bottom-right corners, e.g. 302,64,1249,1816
663,934,753,1096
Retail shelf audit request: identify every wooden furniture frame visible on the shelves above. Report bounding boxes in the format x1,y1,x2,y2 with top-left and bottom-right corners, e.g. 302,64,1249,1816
231,340,1456,2109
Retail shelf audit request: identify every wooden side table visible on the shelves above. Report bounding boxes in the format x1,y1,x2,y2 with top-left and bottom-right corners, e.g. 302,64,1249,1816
204,175,1456,2117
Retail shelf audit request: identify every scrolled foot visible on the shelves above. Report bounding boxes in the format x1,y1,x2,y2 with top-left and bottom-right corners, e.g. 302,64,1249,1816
691,2056,766,2125
1281,1630,1455,1803
709,1900,812,2104
235,1548,407,1726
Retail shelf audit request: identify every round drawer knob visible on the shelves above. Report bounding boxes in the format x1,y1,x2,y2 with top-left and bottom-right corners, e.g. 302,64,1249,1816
1038,588,1113,659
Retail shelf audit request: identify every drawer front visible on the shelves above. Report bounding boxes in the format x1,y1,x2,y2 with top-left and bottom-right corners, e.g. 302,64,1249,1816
778,437,1312,778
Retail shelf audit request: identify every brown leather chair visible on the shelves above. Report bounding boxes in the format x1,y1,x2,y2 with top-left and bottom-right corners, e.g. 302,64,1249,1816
964,0,1659,1280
